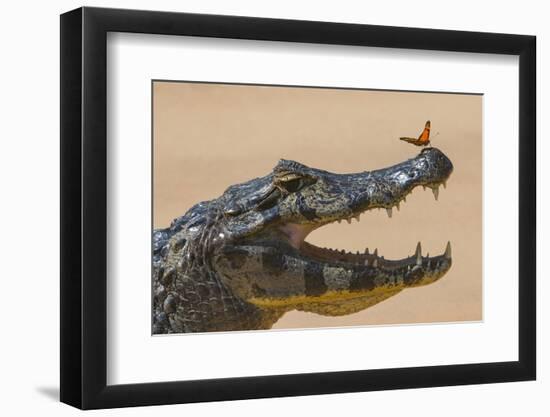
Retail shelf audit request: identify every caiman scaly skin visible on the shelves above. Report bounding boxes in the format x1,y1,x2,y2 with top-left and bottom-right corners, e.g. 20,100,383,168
153,147,454,334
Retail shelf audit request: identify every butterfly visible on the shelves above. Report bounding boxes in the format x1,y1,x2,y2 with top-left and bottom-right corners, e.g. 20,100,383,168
400,120,431,147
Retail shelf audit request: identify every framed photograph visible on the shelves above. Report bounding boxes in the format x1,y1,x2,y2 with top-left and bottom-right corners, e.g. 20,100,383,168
60,6,536,409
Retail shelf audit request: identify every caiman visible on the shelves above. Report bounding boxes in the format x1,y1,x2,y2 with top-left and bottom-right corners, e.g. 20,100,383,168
153,147,453,334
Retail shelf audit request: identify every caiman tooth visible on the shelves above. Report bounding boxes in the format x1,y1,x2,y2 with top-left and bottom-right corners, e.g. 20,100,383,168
354,214,361,222
386,208,393,218
365,247,369,255
346,218,352,224
373,248,378,257
432,186,439,201
396,202,400,211
443,181,447,189
415,242,422,265
372,258,378,268
444,241,452,259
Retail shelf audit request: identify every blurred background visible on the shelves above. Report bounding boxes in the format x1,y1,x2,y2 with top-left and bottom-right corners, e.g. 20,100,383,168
153,81,482,329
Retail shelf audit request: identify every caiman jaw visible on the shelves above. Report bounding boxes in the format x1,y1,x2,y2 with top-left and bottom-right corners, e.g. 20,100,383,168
277,192,452,289
271,147,454,291
278,180,446,252
215,147,453,307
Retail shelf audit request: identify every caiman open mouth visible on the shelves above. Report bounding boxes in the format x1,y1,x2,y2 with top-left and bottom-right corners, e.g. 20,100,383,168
278,184,451,276
273,155,453,285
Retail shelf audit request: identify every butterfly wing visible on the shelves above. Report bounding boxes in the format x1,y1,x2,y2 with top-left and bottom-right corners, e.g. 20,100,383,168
400,137,420,144
417,121,431,144
400,121,431,146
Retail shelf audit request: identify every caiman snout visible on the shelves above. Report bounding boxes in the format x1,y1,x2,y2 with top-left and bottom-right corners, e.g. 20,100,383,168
343,147,453,217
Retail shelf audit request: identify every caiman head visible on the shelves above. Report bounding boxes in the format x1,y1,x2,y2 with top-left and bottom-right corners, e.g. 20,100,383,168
206,147,454,317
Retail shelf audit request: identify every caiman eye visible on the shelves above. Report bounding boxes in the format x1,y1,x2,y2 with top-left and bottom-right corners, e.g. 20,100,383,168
279,177,304,193
277,174,315,193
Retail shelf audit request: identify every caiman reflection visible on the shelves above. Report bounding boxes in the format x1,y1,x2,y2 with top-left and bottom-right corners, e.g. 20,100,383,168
153,148,453,333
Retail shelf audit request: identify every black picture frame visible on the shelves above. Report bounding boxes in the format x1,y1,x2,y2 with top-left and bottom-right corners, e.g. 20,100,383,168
60,6,536,410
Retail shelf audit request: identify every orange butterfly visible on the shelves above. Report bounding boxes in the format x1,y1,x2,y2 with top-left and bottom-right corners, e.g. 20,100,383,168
400,120,431,147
